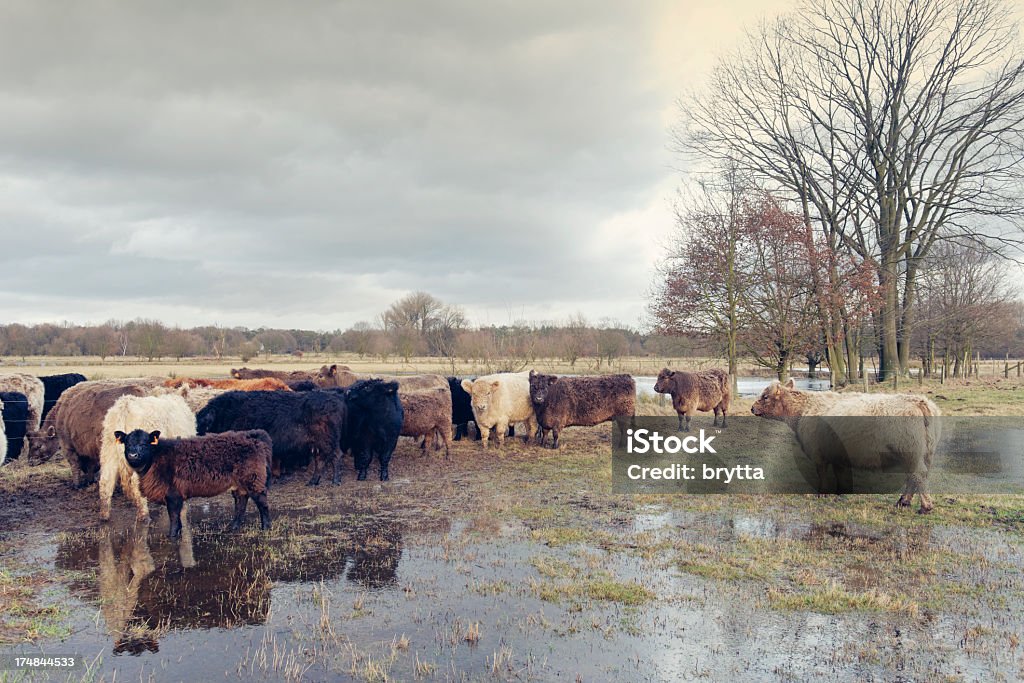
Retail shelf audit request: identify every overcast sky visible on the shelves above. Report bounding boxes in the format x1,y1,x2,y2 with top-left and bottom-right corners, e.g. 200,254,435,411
2,0,1020,332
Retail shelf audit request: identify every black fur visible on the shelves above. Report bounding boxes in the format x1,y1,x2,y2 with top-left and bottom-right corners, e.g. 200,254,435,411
343,379,403,481
39,373,87,421
0,391,29,460
196,390,347,486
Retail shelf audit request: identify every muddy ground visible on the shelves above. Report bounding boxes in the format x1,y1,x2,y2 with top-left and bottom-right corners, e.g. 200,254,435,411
1,408,1024,681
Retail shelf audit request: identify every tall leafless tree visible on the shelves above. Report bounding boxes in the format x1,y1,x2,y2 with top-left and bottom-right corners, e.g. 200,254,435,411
677,0,1024,381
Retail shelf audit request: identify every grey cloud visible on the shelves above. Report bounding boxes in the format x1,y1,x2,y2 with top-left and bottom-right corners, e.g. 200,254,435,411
0,0,675,329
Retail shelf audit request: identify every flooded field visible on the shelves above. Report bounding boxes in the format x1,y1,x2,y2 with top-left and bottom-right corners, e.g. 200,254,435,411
2,419,1024,681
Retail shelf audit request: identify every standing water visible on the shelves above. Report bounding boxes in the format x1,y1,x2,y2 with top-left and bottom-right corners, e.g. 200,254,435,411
633,375,832,398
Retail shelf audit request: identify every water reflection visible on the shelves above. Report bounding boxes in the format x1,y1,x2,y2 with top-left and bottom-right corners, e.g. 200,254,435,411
55,509,414,653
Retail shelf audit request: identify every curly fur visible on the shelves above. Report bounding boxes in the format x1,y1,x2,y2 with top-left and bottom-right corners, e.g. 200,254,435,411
0,392,29,460
460,372,537,449
99,394,197,521
0,373,45,433
528,372,635,448
653,367,731,431
163,377,292,391
39,373,87,421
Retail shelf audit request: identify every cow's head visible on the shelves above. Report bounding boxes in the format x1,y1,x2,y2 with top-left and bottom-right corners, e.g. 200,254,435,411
231,368,243,379
464,379,499,417
528,371,558,405
114,429,161,473
653,368,674,393
27,423,59,465
750,378,796,419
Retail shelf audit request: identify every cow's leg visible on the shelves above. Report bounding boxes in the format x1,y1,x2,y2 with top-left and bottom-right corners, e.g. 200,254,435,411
166,491,185,539
712,407,720,427
472,422,483,441
814,461,830,496
229,490,249,531
684,414,691,432
378,449,390,481
495,421,508,448
720,404,728,428
120,468,149,522
307,447,323,486
98,458,119,521
677,413,685,431
911,471,933,514
439,424,451,459
833,464,852,495
550,426,561,449
331,447,344,485
896,476,914,508
253,492,271,530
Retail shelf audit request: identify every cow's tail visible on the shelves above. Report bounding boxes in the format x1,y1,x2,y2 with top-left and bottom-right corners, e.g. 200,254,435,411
915,398,941,468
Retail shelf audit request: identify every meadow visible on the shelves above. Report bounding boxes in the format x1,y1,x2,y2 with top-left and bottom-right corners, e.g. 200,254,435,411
0,357,1022,682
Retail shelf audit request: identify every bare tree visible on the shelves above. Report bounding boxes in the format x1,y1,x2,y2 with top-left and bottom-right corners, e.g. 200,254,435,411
678,0,1024,381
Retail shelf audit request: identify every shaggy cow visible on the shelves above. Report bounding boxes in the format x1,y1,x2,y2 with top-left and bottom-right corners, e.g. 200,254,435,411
30,382,150,487
653,368,731,431
460,372,538,449
99,393,198,522
197,390,347,486
343,379,403,481
114,428,272,538
39,373,87,421
230,367,318,382
0,391,29,460
315,364,360,388
163,377,292,392
751,378,942,513
399,385,452,456
0,373,45,433
528,372,636,448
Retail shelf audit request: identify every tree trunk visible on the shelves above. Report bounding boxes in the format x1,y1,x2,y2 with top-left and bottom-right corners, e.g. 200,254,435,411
877,255,900,382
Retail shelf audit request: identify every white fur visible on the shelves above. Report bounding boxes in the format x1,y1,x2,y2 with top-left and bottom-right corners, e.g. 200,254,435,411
461,371,537,449
99,393,197,521
0,373,45,433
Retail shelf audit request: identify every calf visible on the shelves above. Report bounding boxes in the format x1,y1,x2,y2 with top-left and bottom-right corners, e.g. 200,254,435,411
751,378,941,513
528,372,635,448
197,390,347,486
0,391,29,460
343,379,403,481
653,368,731,431
99,393,197,522
113,428,272,538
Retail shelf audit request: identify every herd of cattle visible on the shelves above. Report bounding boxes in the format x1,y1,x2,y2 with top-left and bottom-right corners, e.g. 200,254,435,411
0,361,941,533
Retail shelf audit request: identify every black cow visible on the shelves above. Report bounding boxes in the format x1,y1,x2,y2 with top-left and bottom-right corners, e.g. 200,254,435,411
343,379,403,482
196,390,347,486
0,391,29,460
39,373,87,422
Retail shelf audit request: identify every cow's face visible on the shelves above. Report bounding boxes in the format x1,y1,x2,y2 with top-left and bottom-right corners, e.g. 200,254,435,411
653,369,674,393
528,371,558,405
115,429,160,472
470,380,500,417
231,369,242,379
750,379,796,419
27,424,59,464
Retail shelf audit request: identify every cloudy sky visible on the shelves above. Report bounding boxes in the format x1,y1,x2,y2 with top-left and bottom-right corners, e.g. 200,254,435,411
6,0,1018,332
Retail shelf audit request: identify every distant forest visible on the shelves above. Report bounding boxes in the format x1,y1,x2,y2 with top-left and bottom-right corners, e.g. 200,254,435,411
2,291,1022,367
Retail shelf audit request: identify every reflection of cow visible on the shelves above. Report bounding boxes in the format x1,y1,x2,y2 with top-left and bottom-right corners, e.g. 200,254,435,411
346,524,404,589
96,524,157,654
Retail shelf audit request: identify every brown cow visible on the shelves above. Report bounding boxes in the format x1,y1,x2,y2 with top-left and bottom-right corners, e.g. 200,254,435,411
653,368,731,431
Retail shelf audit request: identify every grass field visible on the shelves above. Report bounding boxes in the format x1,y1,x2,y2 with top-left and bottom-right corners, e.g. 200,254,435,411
0,360,1022,681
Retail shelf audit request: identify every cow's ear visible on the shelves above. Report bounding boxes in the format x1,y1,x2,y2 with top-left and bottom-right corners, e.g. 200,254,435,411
114,431,126,444
491,381,500,389
461,379,473,393
529,370,535,378
46,425,56,437
329,364,338,376
149,430,161,444
784,378,796,389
